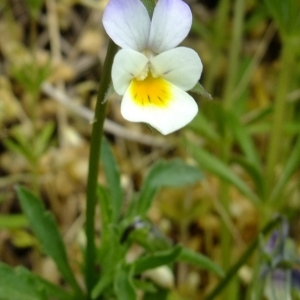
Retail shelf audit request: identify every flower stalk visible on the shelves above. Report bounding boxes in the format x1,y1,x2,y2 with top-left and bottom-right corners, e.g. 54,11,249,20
85,40,118,297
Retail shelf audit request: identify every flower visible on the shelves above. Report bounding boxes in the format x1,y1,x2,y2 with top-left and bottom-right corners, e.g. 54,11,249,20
259,220,300,300
103,0,203,135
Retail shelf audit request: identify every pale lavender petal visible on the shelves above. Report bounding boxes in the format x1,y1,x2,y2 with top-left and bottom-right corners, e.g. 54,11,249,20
103,0,151,51
148,0,192,53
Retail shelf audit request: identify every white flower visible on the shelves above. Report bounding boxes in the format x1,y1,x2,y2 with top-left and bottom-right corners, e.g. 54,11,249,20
103,0,203,135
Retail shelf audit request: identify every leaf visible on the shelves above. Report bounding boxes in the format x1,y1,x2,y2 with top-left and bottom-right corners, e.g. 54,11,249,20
188,112,220,143
231,155,265,199
270,135,300,203
136,159,203,216
114,265,136,300
16,186,82,296
0,214,28,229
0,262,72,300
190,82,213,100
25,0,44,19
35,122,55,157
189,144,260,204
4,138,35,164
133,245,182,274
225,110,261,169
101,138,123,223
178,247,224,277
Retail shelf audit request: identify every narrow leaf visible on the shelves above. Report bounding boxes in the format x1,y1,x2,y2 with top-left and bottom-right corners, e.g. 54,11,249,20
190,82,213,100
0,214,28,229
0,262,72,300
189,144,260,204
101,137,123,223
133,245,182,274
188,112,220,143
270,135,300,203
16,186,82,295
137,159,203,216
114,265,136,300
226,111,261,169
178,247,224,277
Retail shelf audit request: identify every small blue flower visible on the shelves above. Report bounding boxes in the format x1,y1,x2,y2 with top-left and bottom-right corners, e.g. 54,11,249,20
260,219,300,300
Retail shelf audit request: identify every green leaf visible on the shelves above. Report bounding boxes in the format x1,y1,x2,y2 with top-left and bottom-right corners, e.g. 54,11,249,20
0,214,28,229
263,0,300,37
0,262,72,300
225,111,261,169
25,0,44,19
4,138,35,164
231,155,264,199
133,245,182,274
101,138,123,223
189,144,260,204
190,82,213,100
16,186,82,296
35,122,55,157
143,288,168,300
188,112,220,143
178,247,224,277
114,265,136,300
270,135,300,203
136,159,203,216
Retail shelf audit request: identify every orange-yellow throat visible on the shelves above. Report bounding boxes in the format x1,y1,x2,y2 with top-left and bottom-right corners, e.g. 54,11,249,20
130,74,172,108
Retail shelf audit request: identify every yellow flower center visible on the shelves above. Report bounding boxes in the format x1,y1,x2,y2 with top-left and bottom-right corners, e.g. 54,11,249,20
129,73,172,108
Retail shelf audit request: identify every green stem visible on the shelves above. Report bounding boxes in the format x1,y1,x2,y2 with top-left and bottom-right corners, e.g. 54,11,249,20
265,39,295,200
223,0,245,108
204,216,282,300
203,0,230,92
219,1,245,299
85,40,118,298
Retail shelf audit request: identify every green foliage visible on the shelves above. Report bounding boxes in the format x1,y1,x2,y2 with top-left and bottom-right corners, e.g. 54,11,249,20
4,122,54,166
114,265,136,300
270,135,300,204
189,142,259,204
263,0,300,37
11,61,51,96
133,246,182,274
92,142,222,299
101,137,123,223
190,82,213,100
134,159,203,216
16,186,83,298
25,0,45,20
179,247,224,277
0,214,28,229
0,262,72,300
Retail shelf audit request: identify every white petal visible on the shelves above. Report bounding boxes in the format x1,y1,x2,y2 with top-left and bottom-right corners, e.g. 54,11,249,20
148,0,192,53
150,47,203,91
121,79,198,135
103,0,150,51
112,49,149,95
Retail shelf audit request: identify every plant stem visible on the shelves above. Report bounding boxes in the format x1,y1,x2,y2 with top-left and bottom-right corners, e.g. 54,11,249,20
265,38,295,200
204,216,282,300
219,0,245,299
203,0,230,92
85,40,118,298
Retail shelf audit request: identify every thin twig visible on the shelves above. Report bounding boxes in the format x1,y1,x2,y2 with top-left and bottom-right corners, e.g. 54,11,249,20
41,82,168,147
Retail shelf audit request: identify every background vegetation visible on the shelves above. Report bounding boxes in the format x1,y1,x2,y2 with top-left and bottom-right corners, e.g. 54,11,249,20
0,0,300,299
